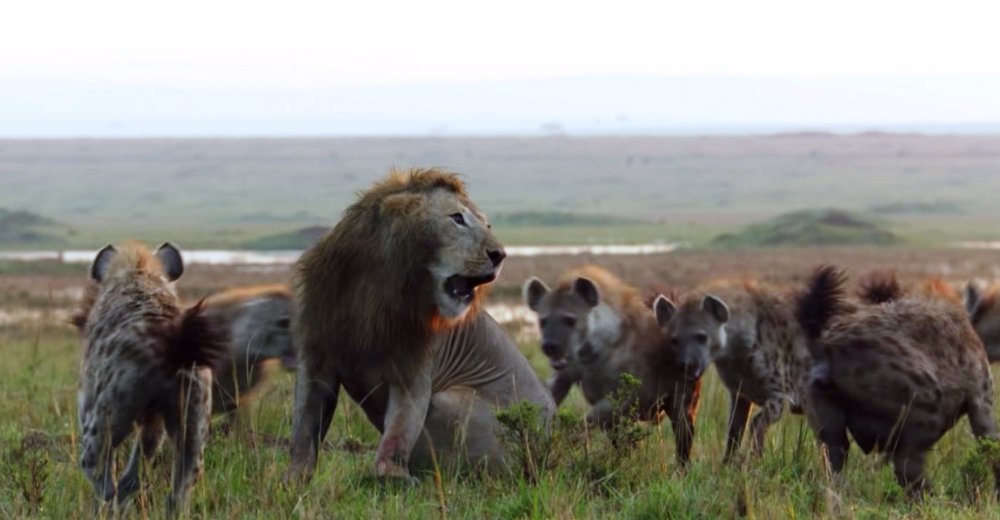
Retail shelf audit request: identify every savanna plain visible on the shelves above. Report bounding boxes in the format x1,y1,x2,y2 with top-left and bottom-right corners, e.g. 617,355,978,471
4,135,1000,518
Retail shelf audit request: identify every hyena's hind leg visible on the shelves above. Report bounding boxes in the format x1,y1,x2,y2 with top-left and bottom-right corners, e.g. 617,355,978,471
805,371,849,476
116,415,166,505
891,447,930,496
165,367,213,516
79,405,134,503
78,422,115,502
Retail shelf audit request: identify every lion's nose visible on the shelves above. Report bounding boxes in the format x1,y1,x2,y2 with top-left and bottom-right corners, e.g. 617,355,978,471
487,249,506,267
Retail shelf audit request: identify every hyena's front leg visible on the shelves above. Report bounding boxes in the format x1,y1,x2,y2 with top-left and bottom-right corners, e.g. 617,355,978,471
723,393,752,463
749,398,783,456
549,365,582,406
167,367,212,516
117,415,166,505
669,381,701,466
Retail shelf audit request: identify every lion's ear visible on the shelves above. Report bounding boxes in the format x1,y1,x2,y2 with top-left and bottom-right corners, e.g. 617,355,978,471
381,193,425,216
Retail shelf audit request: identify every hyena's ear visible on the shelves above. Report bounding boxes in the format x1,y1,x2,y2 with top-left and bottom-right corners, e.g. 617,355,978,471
653,295,676,327
965,282,982,316
573,277,601,308
702,294,730,323
155,242,184,282
90,244,117,282
523,277,550,311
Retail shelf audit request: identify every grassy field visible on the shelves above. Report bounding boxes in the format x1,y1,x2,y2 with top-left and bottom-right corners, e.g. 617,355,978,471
4,134,1000,248
5,248,1000,518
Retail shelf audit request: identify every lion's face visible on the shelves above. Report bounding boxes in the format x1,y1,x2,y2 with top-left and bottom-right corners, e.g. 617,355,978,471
426,189,506,319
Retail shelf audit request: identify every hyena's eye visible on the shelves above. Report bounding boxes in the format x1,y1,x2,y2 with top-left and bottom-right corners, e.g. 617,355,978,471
275,317,291,329
449,213,467,226
695,332,709,344
539,318,549,328
562,316,577,327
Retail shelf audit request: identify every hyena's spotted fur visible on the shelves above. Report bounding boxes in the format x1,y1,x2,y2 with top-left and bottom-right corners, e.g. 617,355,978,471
73,242,225,512
525,266,703,465
655,279,811,461
964,282,1000,362
798,266,1000,496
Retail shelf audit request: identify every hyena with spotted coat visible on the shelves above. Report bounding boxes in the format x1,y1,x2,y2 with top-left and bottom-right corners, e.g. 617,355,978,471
798,266,1000,495
654,279,811,461
525,265,703,464
73,242,225,511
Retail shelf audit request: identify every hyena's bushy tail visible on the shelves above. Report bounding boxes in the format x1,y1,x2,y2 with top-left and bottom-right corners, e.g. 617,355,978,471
856,270,902,305
796,265,848,358
163,299,228,373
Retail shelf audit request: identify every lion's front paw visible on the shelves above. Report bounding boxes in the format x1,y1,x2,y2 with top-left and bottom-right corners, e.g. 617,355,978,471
376,459,418,486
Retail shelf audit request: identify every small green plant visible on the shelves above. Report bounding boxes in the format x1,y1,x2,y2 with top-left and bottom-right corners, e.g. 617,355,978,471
2,434,51,515
605,373,649,453
497,400,552,483
954,438,1000,503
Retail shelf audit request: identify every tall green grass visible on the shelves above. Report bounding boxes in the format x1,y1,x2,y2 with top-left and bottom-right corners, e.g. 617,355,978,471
1,320,998,518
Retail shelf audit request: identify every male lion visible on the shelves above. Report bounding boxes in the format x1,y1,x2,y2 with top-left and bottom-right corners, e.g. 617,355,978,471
289,168,555,482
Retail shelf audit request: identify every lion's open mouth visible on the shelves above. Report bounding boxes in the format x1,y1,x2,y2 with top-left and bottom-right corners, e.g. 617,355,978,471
444,273,496,303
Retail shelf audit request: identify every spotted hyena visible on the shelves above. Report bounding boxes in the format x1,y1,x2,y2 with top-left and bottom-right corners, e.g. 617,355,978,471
798,266,1000,496
525,265,703,464
654,279,811,461
73,242,225,512
963,282,1000,362
200,285,296,420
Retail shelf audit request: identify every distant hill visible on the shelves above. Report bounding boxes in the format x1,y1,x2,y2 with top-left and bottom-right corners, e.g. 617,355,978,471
0,209,66,245
491,212,644,227
712,209,902,248
239,226,329,250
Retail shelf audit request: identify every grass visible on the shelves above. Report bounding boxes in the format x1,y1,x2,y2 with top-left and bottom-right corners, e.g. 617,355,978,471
5,135,1000,249
3,315,1000,518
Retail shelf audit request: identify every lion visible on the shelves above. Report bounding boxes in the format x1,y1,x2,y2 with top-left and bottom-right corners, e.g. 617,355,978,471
288,168,555,482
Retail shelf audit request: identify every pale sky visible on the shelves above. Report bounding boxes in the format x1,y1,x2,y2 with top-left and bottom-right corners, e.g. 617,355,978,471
4,0,1000,88
4,0,1000,136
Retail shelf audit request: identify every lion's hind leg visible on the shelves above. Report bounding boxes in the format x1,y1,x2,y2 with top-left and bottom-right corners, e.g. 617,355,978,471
411,386,506,475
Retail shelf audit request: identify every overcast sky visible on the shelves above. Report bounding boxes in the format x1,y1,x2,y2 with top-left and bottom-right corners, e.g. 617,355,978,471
4,0,1000,136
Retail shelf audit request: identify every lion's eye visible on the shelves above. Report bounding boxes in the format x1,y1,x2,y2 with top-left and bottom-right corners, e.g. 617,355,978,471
450,213,467,226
